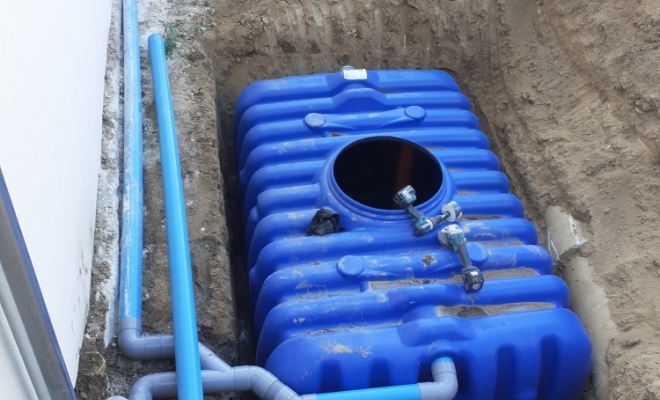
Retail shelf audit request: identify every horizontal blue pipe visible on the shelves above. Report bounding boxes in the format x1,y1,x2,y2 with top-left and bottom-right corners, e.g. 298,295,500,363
119,0,143,321
149,33,203,400
316,384,421,400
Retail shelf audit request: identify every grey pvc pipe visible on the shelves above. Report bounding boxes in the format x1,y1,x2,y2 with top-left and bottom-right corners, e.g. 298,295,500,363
418,359,459,400
109,368,306,400
109,358,457,400
118,317,230,372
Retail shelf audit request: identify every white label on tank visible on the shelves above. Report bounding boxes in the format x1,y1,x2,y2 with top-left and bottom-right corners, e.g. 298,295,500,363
343,69,368,80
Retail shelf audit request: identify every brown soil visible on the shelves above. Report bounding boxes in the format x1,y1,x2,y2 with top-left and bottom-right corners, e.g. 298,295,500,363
77,0,660,399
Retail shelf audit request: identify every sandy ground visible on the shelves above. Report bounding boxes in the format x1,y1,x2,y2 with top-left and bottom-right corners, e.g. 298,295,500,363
77,0,660,399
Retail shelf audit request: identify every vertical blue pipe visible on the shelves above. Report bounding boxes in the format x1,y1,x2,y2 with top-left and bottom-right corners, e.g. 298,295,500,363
119,0,143,322
148,33,204,400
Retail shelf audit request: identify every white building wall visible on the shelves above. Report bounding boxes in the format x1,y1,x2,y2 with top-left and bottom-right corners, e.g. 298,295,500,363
0,0,112,386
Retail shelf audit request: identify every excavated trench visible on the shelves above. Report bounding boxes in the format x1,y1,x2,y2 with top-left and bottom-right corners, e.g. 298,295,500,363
208,0,596,396
76,0,660,399
207,1,660,398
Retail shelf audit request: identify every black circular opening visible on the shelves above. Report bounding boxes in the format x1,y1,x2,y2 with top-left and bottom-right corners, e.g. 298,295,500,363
333,137,443,210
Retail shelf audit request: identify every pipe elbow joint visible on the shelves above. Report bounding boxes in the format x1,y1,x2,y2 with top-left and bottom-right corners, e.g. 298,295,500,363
231,366,300,400
127,374,157,399
118,317,175,360
117,320,144,360
418,381,458,400
418,358,458,400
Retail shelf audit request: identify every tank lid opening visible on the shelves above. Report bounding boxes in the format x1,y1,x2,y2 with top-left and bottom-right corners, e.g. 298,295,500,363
332,137,442,210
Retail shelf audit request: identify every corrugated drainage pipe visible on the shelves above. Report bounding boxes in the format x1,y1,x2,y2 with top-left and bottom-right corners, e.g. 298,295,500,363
110,357,457,400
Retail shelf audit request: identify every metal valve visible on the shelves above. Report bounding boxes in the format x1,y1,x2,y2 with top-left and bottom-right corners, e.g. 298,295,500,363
393,185,462,237
439,224,484,292
441,201,462,223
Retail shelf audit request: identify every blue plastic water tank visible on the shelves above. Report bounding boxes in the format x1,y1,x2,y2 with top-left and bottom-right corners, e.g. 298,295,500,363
235,68,591,399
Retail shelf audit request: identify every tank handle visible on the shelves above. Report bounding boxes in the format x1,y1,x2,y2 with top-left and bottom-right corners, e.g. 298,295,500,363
303,106,427,135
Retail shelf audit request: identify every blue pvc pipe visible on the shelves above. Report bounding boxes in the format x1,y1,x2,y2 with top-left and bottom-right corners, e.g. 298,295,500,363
119,0,143,322
316,384,421,400
148,33,204,400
